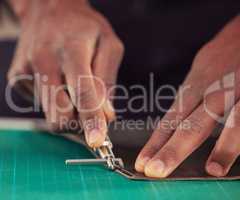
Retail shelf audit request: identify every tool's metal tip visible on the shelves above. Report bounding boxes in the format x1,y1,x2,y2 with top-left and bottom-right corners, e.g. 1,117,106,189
65,160,71,165
65,159,75,165
65,159,87,165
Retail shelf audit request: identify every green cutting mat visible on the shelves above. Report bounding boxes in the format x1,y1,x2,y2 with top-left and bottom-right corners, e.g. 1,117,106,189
0,129,239,200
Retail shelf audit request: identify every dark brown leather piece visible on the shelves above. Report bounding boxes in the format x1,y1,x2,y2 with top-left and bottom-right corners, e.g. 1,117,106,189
63,125,240,181
113,138,240,180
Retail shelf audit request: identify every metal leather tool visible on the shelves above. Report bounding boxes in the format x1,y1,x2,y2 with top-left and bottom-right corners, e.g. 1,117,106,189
62,133,136,178
65,136,124,171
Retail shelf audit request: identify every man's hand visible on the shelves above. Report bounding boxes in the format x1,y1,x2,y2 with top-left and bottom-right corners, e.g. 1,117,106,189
7,0,124,148
135,15,240,178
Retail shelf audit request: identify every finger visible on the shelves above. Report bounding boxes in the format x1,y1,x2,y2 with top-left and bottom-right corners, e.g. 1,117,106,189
8,35,32,87
135,83,202,172
206,101,240,177
63,38,107,148
144,89,229,178
93,34,124,122
31,45,75,131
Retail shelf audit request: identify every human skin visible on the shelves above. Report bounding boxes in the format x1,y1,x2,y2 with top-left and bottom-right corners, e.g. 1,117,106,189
8,1,240,178
7,0,124,148
135,15,240,178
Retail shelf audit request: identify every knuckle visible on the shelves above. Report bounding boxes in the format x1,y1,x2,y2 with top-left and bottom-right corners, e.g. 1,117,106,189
31,46,49,66
213,147,238,161
104,34,125,55
83,19,100,31
180,116,204,136
64,38,92,56
103,81,115,90
161,146,178,164
66,26,99,48
75,87,95,106
65,39,81,49
204,89,224,106
77,88,93,101
112,38,125,55
32,42,51,56
143,143,161,155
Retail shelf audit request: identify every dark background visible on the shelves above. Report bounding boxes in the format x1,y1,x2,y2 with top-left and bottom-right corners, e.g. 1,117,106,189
0,0,240,120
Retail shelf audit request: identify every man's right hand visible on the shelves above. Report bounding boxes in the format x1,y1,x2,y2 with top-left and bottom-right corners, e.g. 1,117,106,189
7,0,124,148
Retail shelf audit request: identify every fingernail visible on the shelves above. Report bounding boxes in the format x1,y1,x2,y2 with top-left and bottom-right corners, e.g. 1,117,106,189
135,156,150,172
206,162,224,177
144,160,166,178
88,129,102,147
